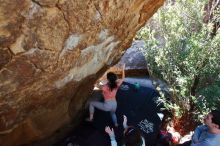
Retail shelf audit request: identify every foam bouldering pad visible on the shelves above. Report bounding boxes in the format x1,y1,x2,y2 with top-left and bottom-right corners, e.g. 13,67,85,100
55,80,162,146
92,81,162,146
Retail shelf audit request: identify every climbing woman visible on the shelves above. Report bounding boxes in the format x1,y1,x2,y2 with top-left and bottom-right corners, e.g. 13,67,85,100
86,65,125,127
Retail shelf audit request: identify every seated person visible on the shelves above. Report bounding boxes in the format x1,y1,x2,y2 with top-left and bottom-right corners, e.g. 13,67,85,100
178,110,220,146
105,115,145,146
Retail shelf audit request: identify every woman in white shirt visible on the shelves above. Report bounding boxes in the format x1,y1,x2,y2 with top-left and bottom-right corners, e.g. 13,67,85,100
105,115,146,146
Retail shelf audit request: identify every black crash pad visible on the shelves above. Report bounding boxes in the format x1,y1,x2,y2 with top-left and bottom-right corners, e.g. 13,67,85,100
54,80,162,146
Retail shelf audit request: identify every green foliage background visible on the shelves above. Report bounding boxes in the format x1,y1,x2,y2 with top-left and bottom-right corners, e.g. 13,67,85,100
137,0,220,119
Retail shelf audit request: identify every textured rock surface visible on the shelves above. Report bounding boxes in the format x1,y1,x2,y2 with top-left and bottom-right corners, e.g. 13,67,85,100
116,40,149,76
118,40,147,69
0,0,164,145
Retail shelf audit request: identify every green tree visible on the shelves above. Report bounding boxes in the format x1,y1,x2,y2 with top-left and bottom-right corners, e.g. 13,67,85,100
138,0,220,134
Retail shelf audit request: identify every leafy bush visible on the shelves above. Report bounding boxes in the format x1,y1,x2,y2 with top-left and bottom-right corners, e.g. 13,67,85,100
138,0,220,120
196,81,220,114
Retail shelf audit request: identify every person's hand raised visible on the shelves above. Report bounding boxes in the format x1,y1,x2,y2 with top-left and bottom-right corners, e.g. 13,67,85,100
105,126,115,139
123,115,128,129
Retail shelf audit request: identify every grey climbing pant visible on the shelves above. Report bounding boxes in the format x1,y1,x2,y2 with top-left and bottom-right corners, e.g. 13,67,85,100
89,100,118,125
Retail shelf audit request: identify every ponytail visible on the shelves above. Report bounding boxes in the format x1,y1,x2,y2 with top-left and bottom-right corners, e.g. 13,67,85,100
107,72,117,91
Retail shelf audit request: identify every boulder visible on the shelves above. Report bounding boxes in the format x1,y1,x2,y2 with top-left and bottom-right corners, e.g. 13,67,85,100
117,40,149,76
0,0,164,145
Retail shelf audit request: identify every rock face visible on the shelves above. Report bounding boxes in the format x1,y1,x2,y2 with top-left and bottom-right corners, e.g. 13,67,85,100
117,40,149,76
118,40,147,70
0,0,164,145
